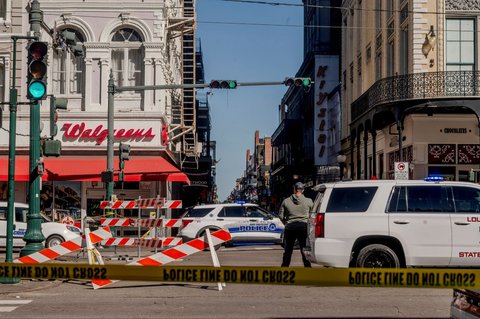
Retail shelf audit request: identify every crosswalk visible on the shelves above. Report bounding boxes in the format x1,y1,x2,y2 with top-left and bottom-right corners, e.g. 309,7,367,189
0,300,32,313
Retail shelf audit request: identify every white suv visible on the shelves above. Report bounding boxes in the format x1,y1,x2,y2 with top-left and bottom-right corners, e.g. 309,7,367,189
0,202,82,248
179,203,284,245
305,179,480,268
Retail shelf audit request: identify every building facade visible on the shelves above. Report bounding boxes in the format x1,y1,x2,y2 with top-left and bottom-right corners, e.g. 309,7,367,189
0,0,201,222
343,0,480,183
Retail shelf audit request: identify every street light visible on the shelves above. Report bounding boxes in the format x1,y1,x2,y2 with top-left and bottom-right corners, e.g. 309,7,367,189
337,152,347,181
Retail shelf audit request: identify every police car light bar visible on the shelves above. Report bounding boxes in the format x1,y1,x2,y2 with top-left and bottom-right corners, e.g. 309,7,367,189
424,176,444,182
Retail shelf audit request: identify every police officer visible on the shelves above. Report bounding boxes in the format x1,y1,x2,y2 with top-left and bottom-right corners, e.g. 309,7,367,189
279,182,313,267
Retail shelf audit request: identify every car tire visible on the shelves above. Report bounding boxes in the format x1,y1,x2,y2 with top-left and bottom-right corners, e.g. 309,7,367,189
45,235,65,248
355,244,401,268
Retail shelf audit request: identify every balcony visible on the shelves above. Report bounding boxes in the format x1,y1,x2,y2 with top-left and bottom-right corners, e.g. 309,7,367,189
351,71,480,123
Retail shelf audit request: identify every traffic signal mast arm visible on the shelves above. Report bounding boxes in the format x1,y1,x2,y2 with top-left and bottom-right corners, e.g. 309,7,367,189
114,78,313,92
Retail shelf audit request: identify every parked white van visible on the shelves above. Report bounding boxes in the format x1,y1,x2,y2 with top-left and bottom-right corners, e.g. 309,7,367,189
0,202,81,249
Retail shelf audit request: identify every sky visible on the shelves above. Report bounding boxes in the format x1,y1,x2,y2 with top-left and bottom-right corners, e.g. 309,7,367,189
196,0,304,201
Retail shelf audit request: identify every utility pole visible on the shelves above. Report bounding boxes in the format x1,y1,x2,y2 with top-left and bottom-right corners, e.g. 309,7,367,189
20,0,45,257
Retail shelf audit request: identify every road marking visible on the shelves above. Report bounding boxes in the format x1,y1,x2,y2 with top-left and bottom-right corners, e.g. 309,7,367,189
0,300,32,313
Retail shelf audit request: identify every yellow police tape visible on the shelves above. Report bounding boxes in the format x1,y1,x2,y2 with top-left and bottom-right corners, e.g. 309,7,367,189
1,262,479,289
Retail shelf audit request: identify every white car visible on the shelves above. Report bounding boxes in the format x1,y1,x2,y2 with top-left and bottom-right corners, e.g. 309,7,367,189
0,202,82,248
178,203,284,246
305,179,480,268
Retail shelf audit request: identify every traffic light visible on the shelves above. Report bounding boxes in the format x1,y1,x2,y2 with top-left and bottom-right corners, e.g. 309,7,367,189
284,77,312,88
49,97,68,137
209,80,237,89
27,41,49,100
61,29,84,57
119,143,131,170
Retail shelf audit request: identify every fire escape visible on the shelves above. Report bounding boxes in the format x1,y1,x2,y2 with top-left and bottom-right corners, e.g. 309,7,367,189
166,0,199,169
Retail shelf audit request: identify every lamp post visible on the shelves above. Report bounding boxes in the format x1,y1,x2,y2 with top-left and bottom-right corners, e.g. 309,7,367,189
337,152,347,181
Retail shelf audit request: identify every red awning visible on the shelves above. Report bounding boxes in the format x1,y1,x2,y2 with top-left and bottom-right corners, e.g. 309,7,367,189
0,155,190,184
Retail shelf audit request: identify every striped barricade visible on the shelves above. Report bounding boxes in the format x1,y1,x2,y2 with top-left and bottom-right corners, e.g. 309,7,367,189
99,218,183,248
91,228,232,289
99,198,182,210
14,226,112,264
100,237,182,248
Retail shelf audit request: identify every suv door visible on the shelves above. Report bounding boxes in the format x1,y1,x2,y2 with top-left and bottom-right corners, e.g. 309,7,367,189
388,185,451,266
450,185,480,266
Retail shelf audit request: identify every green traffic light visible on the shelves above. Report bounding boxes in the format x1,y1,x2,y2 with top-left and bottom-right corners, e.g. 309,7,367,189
28,81,46,100
228,81,237,89
302,78,311,87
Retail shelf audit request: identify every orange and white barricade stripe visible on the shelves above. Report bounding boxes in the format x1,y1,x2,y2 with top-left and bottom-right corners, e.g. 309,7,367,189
99,198,182,210
100,218,182,228
100,218,134,227
101,237,137,247
91,229,232,289
14,226,112,264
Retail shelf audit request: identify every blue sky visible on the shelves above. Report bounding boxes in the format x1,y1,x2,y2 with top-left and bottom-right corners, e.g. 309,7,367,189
196,0,304,201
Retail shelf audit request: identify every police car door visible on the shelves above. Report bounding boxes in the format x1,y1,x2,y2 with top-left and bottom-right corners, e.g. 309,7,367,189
219,206,249,240
243,206,283,242
0,204,27,248
450,185,480,266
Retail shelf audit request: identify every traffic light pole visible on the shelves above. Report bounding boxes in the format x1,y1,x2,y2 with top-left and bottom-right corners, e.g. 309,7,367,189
106,72,115,201
0,35,35,284
20,0,45,257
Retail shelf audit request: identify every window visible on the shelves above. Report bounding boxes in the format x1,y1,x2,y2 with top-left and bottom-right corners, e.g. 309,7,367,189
184,208,215,218
399,26,409,75
387,40,394,77
452,186,480,213
326,187,377,212
111,28,144,88
245,206,270,218
15,207,28,223
446,19,475,71
406,186,449,212
375,51,382,81
375,0,382,32
0,63,4,103
218,206,245,218
52,28,84,96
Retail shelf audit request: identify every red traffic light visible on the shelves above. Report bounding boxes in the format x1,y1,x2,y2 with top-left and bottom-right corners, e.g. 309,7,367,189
209,80,220,88
29,41,48,60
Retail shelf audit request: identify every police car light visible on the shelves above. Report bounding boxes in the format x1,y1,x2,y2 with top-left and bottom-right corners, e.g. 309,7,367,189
424,176,444,182
235,200,247,204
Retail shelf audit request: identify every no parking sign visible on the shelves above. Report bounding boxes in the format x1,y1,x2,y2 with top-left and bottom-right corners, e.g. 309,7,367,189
394,162,409,180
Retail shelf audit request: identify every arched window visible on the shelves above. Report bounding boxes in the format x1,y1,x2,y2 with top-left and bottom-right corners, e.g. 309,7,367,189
52,28,84,96
111,28,144,88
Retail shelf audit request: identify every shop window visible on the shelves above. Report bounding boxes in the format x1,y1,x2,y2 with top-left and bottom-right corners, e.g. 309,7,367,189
113,182,140,190
40,181,81,222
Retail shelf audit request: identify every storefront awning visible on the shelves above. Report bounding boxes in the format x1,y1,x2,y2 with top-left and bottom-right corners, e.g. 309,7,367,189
0,156,190,184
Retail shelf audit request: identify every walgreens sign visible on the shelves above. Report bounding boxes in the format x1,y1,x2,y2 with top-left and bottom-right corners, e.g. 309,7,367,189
62,122,155,145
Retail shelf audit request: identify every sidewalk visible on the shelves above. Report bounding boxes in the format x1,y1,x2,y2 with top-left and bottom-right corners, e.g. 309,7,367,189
0,279,62,294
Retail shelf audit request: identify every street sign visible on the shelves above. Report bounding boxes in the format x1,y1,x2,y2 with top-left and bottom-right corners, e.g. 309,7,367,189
394,162,409,180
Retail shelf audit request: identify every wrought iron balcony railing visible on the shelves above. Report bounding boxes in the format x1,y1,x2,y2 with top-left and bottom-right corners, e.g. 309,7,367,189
351,71,480,122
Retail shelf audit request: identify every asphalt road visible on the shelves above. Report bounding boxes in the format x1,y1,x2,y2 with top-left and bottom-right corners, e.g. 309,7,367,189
0,245,453,318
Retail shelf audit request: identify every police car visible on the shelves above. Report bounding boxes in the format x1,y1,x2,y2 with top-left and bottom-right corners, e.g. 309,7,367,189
178,203,284,246
0,202,81,249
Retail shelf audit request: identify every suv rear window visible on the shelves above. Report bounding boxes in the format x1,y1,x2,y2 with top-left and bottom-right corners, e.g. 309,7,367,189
326,187,377,212
184,207,215,218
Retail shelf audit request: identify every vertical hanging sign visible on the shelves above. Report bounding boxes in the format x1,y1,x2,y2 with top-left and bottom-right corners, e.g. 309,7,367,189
314,56,339,166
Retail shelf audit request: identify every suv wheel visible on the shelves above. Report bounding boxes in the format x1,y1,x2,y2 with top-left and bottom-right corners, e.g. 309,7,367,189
45,235,65,248
355,244,401,268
